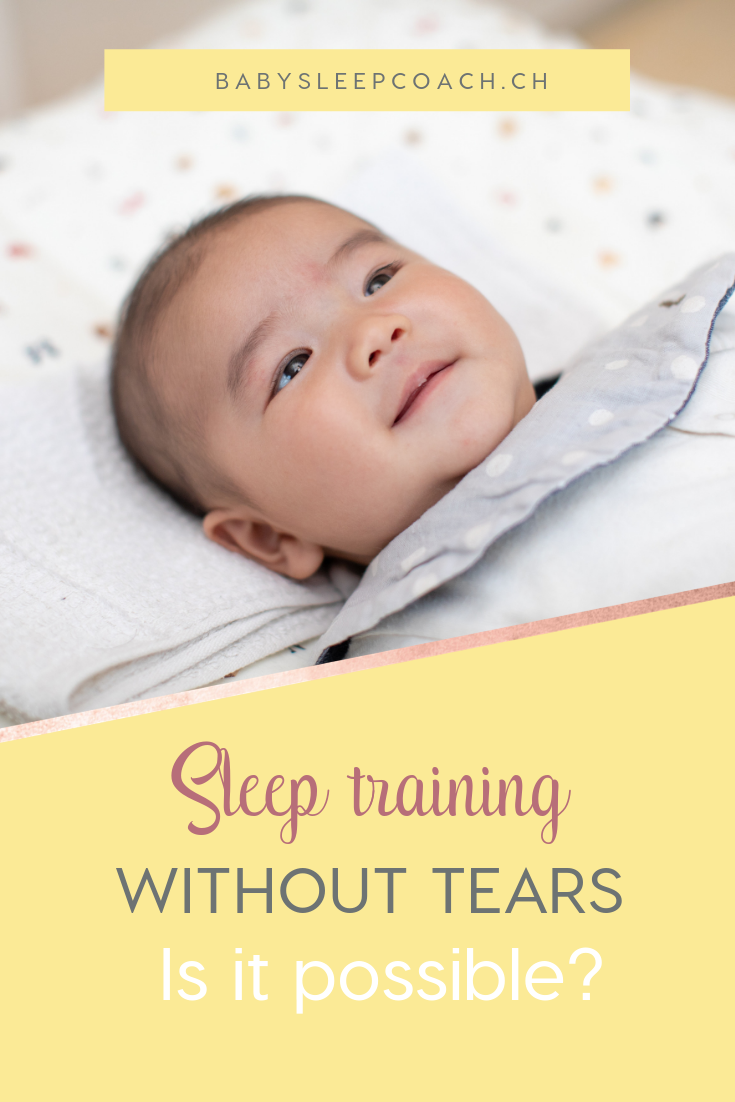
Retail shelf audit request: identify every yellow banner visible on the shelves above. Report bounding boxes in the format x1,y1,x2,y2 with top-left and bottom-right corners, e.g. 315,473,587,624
104,49,629,112
0,593,731,1096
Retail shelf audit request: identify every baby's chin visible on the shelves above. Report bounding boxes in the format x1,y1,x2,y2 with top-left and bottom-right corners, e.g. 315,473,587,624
316,391,536,567
326,472,469,567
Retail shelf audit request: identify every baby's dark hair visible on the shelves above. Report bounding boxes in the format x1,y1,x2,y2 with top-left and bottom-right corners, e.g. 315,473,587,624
111,193,328,516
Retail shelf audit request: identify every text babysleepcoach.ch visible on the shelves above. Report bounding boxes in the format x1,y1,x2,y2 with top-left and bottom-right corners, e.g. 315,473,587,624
215,71,548,92
103,49,630,112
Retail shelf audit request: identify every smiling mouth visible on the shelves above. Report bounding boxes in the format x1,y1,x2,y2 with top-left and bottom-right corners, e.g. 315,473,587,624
393,360,457,425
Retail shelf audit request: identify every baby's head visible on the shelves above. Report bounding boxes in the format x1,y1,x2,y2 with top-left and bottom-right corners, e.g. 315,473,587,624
112,196,534,578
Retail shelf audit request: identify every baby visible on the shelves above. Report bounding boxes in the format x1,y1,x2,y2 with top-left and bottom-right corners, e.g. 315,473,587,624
112,196,536,578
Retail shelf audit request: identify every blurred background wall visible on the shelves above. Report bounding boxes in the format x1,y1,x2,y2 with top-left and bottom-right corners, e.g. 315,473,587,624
0,0,233,117
0,0,732,121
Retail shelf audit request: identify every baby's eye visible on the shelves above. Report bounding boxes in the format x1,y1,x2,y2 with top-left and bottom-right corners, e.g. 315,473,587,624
365,269,393,296
275,351,309,392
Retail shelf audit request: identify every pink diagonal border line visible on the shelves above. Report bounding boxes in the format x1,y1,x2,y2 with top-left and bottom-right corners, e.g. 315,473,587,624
3,579,734,743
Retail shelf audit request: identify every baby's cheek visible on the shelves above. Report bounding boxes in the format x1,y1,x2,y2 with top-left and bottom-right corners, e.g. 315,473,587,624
293,394,352,453
274,411,346,491
303,260,329,286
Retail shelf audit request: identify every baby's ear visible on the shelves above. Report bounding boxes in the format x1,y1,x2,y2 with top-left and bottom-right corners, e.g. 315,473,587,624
203,508,325,580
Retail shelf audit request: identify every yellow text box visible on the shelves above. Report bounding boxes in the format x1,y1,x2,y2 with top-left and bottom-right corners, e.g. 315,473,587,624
0,594,732,1097
104,49,629,112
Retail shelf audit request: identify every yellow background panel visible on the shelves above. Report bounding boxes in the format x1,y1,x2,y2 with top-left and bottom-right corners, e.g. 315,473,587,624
0,593,731,1098
104,49,629,111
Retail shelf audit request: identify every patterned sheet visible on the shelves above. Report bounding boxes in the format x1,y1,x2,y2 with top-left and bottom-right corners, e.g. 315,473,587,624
0,0,734,384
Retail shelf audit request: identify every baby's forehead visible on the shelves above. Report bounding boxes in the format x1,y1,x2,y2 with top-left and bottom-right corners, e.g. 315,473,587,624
155,200,401,399
180,203,394,328
202,199,383,271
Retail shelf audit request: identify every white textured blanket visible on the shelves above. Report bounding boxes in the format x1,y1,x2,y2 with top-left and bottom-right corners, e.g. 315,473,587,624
0,365,344,722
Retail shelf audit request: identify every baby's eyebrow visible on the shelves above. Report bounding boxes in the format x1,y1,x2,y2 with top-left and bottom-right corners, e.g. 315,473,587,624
227,312,277,401
328,228,390,266
226,229,389,402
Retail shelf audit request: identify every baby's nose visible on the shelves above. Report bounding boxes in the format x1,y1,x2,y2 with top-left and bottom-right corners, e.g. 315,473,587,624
348,314,410,378
368,326,406,367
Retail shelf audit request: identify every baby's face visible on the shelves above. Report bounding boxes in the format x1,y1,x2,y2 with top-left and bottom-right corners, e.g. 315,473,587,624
161,200,534,576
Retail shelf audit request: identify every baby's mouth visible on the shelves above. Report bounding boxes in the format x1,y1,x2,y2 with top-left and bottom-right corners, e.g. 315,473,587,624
393,360,457,425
